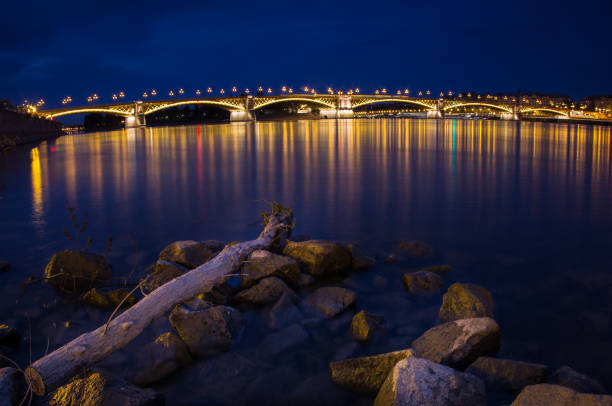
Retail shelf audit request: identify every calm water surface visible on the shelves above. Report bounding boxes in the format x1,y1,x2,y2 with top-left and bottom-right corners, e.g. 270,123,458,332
1,118,611,404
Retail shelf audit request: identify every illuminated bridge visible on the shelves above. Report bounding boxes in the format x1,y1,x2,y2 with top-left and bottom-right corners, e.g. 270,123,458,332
39,94,581,128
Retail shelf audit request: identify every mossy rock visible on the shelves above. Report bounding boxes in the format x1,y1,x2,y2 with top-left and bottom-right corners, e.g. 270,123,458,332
439,283,494,322
283,240,352,276
350,310,386,341
465,356,548,392
142,260,188,293
241,250,300,288
234,277,292,305
403,271,444,295
107,289,137,308
80,288,112,309
44,250,113,294
159,240,220,269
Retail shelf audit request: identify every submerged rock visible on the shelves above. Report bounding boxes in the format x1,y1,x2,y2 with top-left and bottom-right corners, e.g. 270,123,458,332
412,317,501,370
241,250,300,287
0,325,19,349
304,287,357,318
169,304,243,356
259,324,309,357
350,310,387,341
159,240,220,269
329,349,415,395
132,332,192,386
347,244,376,270
49,370,164,406
283,240,352,276
397,241,434,258
80,288,112,308
510,384,612,406
44,250,113,294
0,367,21,406
553,365,607,394
439,282,494,322
142,260,188,293
465,356,547,392
403,271,444,295
374,357,486,406
234,276,292,305
268,292,303,330
421,265,453,275
0,262,9,273
107,289,137,308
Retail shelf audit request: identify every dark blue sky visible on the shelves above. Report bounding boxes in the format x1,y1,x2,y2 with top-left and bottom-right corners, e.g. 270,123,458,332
2,0,611,108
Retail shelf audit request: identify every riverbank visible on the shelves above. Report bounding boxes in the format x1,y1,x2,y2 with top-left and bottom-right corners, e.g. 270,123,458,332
0,110,62,151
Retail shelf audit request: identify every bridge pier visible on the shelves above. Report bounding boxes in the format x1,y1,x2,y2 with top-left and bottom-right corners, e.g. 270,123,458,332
125,101,146,128
230,110,253,122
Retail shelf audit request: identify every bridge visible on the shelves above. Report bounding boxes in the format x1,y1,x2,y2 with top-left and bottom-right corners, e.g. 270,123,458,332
38,94,580,128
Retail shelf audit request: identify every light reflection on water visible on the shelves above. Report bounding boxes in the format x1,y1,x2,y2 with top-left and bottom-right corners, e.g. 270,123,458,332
1,118,612,399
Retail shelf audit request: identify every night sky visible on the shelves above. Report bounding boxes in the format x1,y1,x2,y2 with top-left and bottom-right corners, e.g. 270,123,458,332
2,0,611,108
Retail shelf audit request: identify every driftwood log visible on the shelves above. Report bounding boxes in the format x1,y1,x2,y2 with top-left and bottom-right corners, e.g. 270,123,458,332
26,213,292,396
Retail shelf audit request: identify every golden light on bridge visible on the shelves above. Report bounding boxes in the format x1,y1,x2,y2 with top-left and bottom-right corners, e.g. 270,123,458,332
245,88,250,94
232,86,237,93
268,88,272,94
151,89,157,96
288,88,293,94
119,91,125,98
207,87,212,94
196,89,201,95
142,92,148,98
178,88,184,95
382,88,387,94
375,90,380,95
282,86,287,93
220,89,225,94
169,90,175,96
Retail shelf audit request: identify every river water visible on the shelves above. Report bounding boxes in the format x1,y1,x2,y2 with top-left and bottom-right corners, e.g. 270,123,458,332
0,118,611,403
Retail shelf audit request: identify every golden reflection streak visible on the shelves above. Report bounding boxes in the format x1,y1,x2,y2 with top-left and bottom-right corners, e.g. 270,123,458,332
30,147,43,221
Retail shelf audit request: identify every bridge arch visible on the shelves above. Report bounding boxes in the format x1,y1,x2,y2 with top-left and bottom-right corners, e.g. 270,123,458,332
519,108,568,117
45,108,132,119
351,98,436,110
253,97,336,110
144,100,244,115
443,103,513,113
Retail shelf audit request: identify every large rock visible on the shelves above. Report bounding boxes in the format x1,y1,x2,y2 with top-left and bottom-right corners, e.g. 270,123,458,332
169,304,243,356
403,271,444,295
132,332,192,386
234,277,292,305
347,244,376,270
553,365,607,394
0,367,21,406
465,356,547,391
259,324,309,357
374,357,486,406
0,326,19,349
439,283,494,322
329,349,415,395
241,250,300,287
283,240,352,276
142,260,188,293
510,384,612,406
397,241,434,258
48,370,164,406
44,250,113,294
304,287,357,318
412,317,501,370
350,310,387,341
268,292,303,330
159,240,221,269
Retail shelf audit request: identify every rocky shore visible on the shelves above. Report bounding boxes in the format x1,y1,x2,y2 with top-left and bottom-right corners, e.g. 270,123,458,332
0,218,610,405
0,110,62,151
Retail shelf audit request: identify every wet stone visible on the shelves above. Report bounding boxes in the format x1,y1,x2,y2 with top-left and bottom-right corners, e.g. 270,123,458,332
350,310,387,341
304,287,357,319
234,276,292,305
142,260,188,293
283,240,352,276
44,250,113,294
329,349,415,395
259,324,309,357
159,240,220,269
403,271,444,295
510,384,612,406
553,365,608,394
132,332,192,386
412,317,501,370
241,250,300,288
397,241,434,258
0,325,19,349
465,356,548,392
295,273,315,287
107,289,137,308
80,288,112,309
347,243,376,270
439,282,495,322
268,292,303,330
374,357,486,406
421,265,453,275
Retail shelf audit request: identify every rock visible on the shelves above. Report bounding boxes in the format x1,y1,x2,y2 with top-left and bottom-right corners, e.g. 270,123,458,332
329,349,415,395
48,369,164,406
169,305,243,356
295,273,314,287
159,240,219,269
259,324,309,357
283,240,352,276
198,280,239,306
421,265,453,275
439,282,494,322
465,356,547,391
234,277,292,305
384,253,402,263
44,250,113,294
268,292,303,330
412,317,501,370
510,384,612,406
374,357,486,406
350,310,387,341
347,244,376,270
0,367,21,406
397,241,434,258
80,288,112,308
0,262,9,273
107,289,137,308
0,325,19,349
132,332,192,386
403,271,444,295
241,250,300,288
553,365,607,394
142,260,188,293
304,287,357,318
